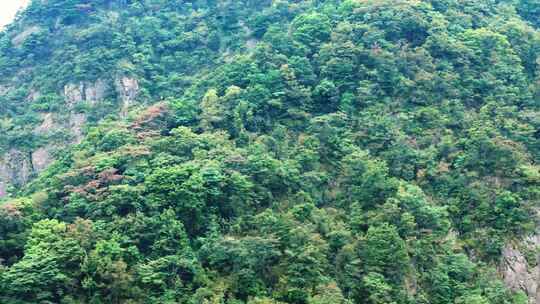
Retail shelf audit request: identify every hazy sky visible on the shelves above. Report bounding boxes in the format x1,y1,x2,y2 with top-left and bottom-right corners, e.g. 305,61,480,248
0,0,30,28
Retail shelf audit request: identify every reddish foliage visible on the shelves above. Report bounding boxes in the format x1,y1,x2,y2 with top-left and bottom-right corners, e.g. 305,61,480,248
131,102,170,133
98,168,124,183
0,203,22,218
64,168,124,201
135,130,161,140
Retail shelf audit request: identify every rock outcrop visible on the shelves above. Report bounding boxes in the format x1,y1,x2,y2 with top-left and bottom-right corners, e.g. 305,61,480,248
64,80,109,107
0,149,34,197
11,26,41,46
0,181,6,198
33,112,56,135
501,216,540,304
31,146,54,173
85,79,108,104
0,77,143,198
0,79,114,198
69,113,87,144
115,76,139,115
64,83,85,106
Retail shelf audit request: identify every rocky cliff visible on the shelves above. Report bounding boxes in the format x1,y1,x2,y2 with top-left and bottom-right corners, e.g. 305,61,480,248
501,209,540,304
0,76,139,198
0,1,538,303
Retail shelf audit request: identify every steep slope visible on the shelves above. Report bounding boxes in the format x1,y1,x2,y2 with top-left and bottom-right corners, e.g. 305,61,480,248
0,0,274,197
0,0,539,303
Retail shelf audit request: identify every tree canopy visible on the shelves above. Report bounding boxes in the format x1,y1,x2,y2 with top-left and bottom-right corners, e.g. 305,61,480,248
0,0,538,303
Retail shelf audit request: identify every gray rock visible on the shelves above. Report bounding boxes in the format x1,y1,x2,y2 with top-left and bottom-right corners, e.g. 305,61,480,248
501,224,540,303
31,147,54,173
69,113,87,144
0,149,33,190
84,79,108,104
64,82,85,106
33,112,56,135
64,80,109,107
0,181,6,198
0,78,119,198
115,76,139,115
11,26,41,46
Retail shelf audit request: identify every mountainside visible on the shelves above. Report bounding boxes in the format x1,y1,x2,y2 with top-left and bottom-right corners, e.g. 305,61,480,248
0,0,273,196
0,0,538,303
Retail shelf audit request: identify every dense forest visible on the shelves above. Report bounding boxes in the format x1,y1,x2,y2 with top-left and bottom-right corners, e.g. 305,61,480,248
0,0,538,303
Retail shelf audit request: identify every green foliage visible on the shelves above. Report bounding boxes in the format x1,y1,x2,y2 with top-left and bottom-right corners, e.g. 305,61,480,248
0,0,538,303
291,13,332,53
360,224,410,283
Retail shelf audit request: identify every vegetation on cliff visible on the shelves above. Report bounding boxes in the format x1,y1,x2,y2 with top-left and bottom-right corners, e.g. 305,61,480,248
0,0,538,303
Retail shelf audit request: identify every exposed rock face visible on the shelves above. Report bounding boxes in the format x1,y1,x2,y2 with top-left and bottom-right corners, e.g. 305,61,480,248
115,76,139,114
62,80,109,142
11,26,41,46
0,146,55,198
0,149,33,194
84,79,108,104
0,181,6,197
33,112,87,144
5,111,67,192
69,113,87,144
0,78,137,198
31,147,54,173
33,113,55,135
64,80,109,107
64,83,85,106
501,222,540,303
0,80,108,198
